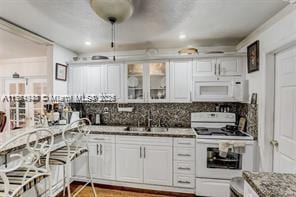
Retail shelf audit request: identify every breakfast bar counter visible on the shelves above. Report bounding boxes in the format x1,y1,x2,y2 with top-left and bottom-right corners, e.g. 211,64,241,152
243,171,296,197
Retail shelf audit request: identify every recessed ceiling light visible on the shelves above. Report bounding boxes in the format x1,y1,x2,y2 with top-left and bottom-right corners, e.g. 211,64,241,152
85,41,92,46
179,34,187,40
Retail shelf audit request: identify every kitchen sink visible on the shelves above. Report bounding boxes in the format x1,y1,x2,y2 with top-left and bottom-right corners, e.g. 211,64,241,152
149,127,168,132
124,127,168,132
124,127,147,132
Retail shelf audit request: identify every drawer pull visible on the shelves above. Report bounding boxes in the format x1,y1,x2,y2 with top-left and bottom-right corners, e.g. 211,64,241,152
178,180,191,184
93,138,105,140
178,167,191,170
178,142,191,145
178,154,191,157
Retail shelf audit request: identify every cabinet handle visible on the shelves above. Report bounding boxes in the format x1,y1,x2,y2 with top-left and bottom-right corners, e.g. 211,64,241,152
189,91,192,101
100,144,103,155
218,64,221,75
214,64,217,75
178,154,191,157
96,144,99,155
178,167,191,171
140,147,142,158
144,147,146,158
178,180,191,184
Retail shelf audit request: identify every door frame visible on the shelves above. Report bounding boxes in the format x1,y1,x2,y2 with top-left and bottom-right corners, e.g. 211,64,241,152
265,41,296,171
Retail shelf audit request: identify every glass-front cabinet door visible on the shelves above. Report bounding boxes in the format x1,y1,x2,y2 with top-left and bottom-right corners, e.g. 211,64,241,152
127,63,145,102
148,62,168,102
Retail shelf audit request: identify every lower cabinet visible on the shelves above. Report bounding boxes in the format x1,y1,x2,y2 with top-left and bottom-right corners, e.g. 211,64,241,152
73,142,116,180
116,144,143,183
116,138,173,186
143,145,173,186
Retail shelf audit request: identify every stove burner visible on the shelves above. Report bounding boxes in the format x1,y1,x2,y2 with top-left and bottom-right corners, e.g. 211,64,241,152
194,127,249,137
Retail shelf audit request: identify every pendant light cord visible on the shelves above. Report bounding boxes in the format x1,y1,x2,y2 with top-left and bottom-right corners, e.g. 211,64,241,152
109,17,117,61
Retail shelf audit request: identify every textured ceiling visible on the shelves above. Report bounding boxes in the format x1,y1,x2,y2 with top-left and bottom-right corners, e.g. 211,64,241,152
0,29,47,59
0,0,287,54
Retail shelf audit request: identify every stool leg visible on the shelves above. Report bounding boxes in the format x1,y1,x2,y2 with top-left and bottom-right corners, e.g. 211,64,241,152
63,165,66,197
66,161,71,197
87,150,97,197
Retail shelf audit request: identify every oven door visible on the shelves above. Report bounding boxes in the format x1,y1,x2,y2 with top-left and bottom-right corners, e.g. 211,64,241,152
196,139,255,179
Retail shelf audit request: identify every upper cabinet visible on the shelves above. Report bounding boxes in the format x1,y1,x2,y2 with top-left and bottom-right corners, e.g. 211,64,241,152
193,56,244,80
68,64,123,102
169,60,192,103
125,62,169,103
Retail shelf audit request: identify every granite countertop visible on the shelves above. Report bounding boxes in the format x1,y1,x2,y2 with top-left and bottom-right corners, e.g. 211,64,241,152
243,171,296,197
0,125,195,153
88,125,196,138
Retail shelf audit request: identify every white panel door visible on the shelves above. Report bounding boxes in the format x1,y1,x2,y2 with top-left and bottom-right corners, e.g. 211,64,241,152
68,66,85,95
99,143,116,180
170,60,192,102
73,143,99,178
106,64,122,101
143,145,173,186
274,46,296,173
85,65,105,94
194,58,217,78
116,144,143,183
218,57,243,76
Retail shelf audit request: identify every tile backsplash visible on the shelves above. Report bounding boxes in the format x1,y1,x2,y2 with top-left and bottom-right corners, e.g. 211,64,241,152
70,102,249,129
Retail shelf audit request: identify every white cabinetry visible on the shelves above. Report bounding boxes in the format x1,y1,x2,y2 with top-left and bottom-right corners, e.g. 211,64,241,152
173,138,195,188
116,144,143,183
116,136,173,186
193,56,243,80
244,181,259,197
169,60,192,102
68,64,123,101
73,135,116,180
125,62,169,103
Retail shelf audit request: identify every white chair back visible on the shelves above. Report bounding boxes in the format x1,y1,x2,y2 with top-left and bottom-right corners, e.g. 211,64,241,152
0,128,54,196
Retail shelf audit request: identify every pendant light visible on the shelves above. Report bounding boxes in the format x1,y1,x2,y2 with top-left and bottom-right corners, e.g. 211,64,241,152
90,0,134,61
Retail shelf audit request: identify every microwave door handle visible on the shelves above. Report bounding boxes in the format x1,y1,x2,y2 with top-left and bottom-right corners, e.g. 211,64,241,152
231,82,235,99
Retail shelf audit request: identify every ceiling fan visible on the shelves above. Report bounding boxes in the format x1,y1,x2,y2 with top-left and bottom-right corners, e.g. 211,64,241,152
90,0,135,61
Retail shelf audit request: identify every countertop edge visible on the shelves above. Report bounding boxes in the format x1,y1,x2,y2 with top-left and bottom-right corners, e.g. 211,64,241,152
243,171,265,197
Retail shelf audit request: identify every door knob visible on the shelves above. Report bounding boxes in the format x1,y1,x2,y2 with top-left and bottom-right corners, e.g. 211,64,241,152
270,140,279,147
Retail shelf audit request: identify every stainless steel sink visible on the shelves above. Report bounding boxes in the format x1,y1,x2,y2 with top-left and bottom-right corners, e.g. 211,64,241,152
124,127,147,132
150,127,168,132
124,126,168,132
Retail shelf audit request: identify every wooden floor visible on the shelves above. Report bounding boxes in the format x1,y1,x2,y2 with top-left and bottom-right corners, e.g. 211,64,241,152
57,183,192,197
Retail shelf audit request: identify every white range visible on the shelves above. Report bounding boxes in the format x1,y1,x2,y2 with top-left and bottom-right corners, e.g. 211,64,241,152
191,112,256,197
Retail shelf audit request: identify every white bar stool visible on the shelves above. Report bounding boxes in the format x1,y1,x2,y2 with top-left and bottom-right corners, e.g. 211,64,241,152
0,128,54,197
48,118,96,197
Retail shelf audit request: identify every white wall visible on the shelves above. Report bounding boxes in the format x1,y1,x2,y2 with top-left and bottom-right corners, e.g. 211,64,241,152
237,5,296,171
52,44,77,95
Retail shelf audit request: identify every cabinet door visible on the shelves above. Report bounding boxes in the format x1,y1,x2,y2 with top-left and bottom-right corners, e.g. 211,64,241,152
218,57,243,76
116,144,143,183
99,143,116,180
126,63,145,102
170,60,192,102
106,64,122,102
143,146,173,186
194,58,217,78
73,143,99,178
148,62,169,102
68,66,86,95
85,65,106,94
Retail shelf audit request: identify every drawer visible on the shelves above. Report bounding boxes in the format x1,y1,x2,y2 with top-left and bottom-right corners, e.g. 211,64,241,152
174,174,195,188
116,136,173,146
88,134,115,143
174,147,195,161
174,161,195,175
174,138,195,148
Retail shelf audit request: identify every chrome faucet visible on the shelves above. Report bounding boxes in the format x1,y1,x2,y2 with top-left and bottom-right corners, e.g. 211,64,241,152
147,110,152,128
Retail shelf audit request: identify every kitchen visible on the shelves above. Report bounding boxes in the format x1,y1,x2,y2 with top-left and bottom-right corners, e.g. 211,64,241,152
0,0,295,197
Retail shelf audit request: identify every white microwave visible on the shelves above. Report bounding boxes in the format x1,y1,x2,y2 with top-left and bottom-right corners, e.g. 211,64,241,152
193,80,248,102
